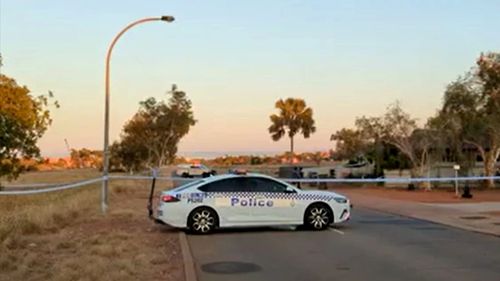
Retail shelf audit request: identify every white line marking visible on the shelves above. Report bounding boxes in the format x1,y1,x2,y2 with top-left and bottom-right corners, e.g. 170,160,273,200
331,228,345,235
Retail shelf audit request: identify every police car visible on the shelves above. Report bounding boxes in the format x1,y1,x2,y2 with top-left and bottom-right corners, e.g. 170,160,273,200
156,171,351,234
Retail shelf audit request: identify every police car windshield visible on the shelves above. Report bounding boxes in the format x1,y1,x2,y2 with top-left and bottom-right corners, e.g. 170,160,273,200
171,179,204,192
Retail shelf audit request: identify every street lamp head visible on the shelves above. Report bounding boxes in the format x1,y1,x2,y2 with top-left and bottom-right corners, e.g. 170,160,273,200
160,15,175,22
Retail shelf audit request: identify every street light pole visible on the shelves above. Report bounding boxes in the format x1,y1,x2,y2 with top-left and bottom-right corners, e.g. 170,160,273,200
453,164,460,197
102,16,175,214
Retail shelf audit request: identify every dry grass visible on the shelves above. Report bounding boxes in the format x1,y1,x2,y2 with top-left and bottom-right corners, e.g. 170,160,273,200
0,184,100,242
0,168,101,187
0,169,183,281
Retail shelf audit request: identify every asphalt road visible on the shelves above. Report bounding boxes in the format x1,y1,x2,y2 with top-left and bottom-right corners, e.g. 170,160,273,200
187,208,500,281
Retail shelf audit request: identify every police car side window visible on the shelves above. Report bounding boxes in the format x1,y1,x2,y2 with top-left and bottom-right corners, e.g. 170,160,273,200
198,178,247,192
248,178,287,193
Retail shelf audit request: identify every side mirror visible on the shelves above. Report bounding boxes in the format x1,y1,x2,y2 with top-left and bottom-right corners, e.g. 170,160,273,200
284,187,297,194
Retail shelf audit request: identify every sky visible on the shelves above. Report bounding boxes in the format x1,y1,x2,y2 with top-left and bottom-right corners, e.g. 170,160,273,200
1,0,499,157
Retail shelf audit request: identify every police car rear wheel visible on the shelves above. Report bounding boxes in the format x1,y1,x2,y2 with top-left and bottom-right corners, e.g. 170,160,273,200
189,208,217,234
305,204,332,230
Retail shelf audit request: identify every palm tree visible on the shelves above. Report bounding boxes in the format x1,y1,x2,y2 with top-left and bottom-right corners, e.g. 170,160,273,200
268,98,316,156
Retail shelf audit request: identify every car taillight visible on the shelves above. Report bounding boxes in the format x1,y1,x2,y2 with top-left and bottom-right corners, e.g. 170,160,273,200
161,195,180,203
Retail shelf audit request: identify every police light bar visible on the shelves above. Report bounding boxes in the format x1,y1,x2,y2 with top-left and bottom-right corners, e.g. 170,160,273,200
230,169,248,175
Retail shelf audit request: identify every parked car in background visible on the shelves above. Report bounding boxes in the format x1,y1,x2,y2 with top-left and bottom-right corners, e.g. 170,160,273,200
175,164,216,178
302,157,375,179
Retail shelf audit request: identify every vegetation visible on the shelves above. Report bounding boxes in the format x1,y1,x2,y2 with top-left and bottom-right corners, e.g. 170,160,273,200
0,74,58,181
331,52,500,188
331,128,368,160
431,53,500,188
0,169,182,281
70,148,103,169
332,103,435,187
196,151,331,167
268,98,316,156
111,85,196,172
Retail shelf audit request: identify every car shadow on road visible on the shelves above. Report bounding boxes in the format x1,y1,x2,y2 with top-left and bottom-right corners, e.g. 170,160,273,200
185,225,352,236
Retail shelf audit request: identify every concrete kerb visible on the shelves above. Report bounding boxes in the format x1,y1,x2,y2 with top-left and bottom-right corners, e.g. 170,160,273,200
178,232,198,281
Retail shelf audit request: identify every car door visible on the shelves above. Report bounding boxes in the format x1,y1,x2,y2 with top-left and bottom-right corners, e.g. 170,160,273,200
198,177,252,226
246,177,299,224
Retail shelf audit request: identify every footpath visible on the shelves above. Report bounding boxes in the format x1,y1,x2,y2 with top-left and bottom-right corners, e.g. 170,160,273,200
341,190,500,236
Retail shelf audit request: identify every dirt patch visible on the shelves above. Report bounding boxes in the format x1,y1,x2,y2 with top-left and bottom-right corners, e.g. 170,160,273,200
334,186,500,203
0,177,183,281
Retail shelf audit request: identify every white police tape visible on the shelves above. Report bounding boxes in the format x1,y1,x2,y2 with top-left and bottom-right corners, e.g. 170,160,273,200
1,175,499,196
1,182,66,189
0,177,103,195
0,176,197,195
108,175,194,181
281,176,500,183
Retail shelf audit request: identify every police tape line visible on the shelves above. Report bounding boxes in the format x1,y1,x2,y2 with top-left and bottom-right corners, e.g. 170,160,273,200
2,182,64,189
108,175,194,181
0,176,197,195
110,175,500,183
0,178,104,195
2,175,500,195
281,176,500,183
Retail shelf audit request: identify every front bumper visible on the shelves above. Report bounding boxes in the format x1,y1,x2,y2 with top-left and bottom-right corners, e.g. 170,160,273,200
339,209,350,221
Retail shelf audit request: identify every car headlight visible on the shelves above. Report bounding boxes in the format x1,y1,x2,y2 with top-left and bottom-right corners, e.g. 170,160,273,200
334,197,348,204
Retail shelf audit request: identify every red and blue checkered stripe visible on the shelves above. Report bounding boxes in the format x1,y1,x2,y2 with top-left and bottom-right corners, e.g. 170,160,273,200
203,192,334,201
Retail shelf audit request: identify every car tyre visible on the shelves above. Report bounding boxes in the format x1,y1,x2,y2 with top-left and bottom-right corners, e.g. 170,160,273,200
304,203,333,230
188,207,218,234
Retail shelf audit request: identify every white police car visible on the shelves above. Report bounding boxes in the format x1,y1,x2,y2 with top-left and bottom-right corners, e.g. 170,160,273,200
156,172,350,234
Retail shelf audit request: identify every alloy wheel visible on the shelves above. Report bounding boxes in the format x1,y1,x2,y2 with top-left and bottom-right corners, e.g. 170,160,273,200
192,210,215,233
308,207,330,229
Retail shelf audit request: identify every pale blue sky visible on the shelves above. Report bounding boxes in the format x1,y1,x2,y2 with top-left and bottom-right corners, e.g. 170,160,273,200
1,0,499,156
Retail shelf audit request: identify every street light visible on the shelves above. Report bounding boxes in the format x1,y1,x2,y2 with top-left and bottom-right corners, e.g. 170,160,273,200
102,16,175,214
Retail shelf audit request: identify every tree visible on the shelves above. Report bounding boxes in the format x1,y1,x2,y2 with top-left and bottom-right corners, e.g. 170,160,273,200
381,103,418,175
310,151,324,166
112,85,196,171
330,128,368,160
380,103,438,187
331,116,396,177
355,116,386,176
334,102,437,188
69,148,102,169
109,141,146,173
268,98,316,156
0,74,58,181
433,53,500,188
477,53,500,102
428,80,477,175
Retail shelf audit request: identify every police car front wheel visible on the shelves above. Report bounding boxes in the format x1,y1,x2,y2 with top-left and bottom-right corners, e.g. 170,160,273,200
305,204,333,230
188,207,218,234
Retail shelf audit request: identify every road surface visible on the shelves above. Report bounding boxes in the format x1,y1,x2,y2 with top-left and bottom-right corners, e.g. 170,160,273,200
187,208,500,281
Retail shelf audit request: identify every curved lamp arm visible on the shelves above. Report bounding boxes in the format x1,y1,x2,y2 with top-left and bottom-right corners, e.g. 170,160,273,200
102,16,175,214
